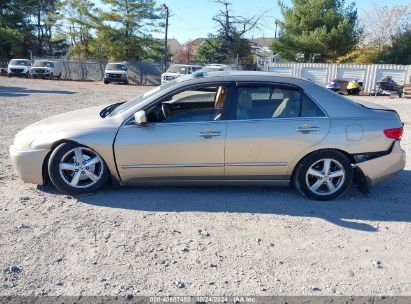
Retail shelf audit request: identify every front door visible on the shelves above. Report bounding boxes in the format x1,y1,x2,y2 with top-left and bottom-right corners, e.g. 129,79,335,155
224,84,331,179
115,84,231,183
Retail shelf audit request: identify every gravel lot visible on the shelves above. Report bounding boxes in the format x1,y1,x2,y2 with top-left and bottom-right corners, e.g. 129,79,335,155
0,77,410,296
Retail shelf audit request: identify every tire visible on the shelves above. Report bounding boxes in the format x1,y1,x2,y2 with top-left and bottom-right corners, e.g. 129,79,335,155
49,72,54,80
124,80,129,85
57,73,61,80
8,74,12,78
26,72,29,78
293,150,352,201
104,80,110,84
48,142,110,195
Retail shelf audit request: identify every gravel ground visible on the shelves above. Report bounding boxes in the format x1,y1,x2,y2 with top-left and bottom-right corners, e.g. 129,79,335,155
0,77,410,296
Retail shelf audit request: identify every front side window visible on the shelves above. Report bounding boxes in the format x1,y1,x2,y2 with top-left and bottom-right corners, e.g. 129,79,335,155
145,85,229,124
234,85,325,120
166,65,187,74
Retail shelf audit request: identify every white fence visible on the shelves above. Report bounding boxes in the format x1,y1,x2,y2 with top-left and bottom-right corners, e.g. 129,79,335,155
263,63,411,93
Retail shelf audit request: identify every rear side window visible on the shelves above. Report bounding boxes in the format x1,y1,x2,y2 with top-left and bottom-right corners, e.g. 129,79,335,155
233,85,326,120
301,93,326,117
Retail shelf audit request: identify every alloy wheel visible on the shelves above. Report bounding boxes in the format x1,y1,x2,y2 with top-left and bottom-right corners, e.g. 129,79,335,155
58,147,104,188
305,158,345,196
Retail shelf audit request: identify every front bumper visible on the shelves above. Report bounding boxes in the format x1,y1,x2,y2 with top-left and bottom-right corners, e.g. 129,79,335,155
31,72,50,77
8,71,28,76
357,141,406,187
9,145,50,185
104,77,128,83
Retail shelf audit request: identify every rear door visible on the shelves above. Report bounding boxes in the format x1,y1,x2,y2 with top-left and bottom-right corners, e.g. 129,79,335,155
225,83,331,179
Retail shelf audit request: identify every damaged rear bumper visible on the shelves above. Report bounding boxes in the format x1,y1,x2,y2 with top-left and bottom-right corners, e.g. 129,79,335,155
355,141,406,192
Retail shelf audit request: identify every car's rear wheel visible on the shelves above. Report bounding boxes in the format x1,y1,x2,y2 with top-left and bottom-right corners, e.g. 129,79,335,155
293,150,352,200
48,142,109,195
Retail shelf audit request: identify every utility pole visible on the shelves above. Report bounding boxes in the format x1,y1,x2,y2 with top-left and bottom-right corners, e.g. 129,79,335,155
274,20,278,39
161,4,169,72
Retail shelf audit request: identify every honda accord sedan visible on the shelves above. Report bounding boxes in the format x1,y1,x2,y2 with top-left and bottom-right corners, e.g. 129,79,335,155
10,71,406,200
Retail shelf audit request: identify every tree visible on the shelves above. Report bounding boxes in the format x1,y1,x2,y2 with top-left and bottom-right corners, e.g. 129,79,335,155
97,0,163,61
377,30,411,64
53,0,98,59
174,40,196,64
360,4,410,50
271,0,361,62
0,0,34,58
203,0,260,63
336,46,380,63
194,38,224,63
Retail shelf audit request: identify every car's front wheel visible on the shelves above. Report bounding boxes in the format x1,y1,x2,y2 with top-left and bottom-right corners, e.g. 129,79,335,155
293,150,352,200
48,142,109,195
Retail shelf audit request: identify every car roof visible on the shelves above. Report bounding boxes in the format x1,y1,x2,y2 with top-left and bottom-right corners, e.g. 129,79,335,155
177,71,307,85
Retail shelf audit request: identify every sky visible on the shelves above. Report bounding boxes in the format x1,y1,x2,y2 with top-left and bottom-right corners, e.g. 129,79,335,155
147,0,411,43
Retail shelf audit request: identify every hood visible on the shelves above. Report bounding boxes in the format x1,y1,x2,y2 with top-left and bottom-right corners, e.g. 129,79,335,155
19,105,117,135
162,72,181,77
105,69,127,74
31,66,49,70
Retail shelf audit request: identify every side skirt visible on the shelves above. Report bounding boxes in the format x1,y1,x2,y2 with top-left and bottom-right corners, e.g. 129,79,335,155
119,179,290,187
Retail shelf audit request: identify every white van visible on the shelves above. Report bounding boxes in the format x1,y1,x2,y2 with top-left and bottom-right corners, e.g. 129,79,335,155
7,59,31,77
104,62,129,84
30,60,62,79
161,64,203,84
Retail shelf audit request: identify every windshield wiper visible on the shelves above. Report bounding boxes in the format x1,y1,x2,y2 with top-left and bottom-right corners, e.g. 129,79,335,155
100,102,125,118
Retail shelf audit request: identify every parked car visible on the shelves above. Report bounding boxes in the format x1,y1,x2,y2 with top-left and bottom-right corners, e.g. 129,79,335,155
10,71,405,200
7,59,31,78
201,64,232,72
161,64,202,84
104,62,129,84
30,60,62,79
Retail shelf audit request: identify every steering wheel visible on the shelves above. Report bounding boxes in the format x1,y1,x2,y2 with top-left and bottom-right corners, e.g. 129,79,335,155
161,103,171,120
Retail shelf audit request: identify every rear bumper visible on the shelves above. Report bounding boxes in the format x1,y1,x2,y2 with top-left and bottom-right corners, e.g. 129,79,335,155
9,145,50,185
357,141,406,187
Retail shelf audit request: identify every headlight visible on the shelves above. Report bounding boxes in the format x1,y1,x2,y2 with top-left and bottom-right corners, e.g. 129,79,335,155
105,73,109,77
13,133,37,150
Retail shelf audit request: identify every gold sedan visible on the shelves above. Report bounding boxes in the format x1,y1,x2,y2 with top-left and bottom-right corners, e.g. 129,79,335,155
10,72,406,200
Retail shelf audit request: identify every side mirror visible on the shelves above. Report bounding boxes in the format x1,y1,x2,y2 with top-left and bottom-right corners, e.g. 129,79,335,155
134,110,147,125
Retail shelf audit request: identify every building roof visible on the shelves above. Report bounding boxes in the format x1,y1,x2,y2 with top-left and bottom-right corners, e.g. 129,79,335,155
167,39,183,55
250,38,276,48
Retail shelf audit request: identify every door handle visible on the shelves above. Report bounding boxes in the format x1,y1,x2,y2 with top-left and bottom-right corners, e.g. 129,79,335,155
198,130,222,138
296,126,320,133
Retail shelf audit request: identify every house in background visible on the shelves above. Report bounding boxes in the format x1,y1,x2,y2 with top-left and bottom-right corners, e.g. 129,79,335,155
250,38,282,64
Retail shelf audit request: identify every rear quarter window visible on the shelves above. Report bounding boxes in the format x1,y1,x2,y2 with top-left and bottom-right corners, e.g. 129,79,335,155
301,93,326,117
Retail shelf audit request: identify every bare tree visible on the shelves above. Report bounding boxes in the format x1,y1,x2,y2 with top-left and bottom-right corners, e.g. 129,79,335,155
361,4,411,49
212,0,262,43
206,0,265,63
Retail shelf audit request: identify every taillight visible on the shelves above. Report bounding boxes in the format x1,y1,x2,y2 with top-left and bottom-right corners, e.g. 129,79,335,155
384,128,403,140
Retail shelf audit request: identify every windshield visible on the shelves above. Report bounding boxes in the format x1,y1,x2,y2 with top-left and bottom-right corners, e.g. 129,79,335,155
202,66,224,72
10,60,28,66
33,61,54,68
109,82,174,116
106,63,127,71
166,65,190,74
